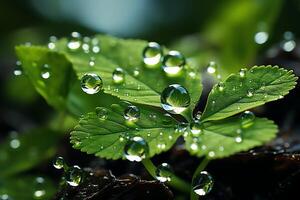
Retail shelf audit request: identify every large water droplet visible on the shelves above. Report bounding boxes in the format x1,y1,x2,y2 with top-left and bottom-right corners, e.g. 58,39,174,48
192,171,214,196
124,105,140,122
190,120,202,136
53,156,65,169
142,42,163,66
155,163,173,182
161,84,190,114
96,107,108,120
240,111,255,128
162,51,185,75
65,165,82,186
41,64,51,79
124,136,149,162
67,32,82,50
81,73,103,94
112,67,125,84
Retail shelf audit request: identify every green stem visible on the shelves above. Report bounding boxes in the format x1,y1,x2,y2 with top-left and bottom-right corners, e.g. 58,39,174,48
190,157,210,200
142,158,190,194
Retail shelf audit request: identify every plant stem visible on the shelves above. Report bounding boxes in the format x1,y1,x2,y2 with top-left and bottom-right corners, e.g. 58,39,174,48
142,158,191,194
190,157,210,200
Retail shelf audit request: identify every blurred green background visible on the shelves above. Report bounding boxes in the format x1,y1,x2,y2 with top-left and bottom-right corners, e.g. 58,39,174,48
1,0,300,199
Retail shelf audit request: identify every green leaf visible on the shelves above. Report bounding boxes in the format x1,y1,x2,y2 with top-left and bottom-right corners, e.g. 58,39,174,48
201,66,297,122
185,116,277,159
0,175,56,200
56,34,202,111
15,46,76,110
70,103,181,160
0,129,60,178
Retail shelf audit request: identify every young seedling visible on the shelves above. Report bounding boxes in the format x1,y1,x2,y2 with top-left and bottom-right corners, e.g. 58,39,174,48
15,33,297,199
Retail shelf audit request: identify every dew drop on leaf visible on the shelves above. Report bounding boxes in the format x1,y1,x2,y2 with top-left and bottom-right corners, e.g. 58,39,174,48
254,31,269,44
192,171,214,196
190,120,202,136
239,68,247,78
9,131,20,149
247,90,253,97
155,163,173,182
0,194,12,200
162,50,185,75
217,82,225,92
175,122,188,133
89,57,95,67
65,165,82,187
124,105,140,122
81,73,103,94
161,84,190,114
124,136,149,162
95,107,108,120
67,32,82,50
41,64,51,79
240,111,255,128
190,143,199,151
91,37,101,53
133,68,140,77
48,36,57,50
112,67,125,84
142,42,163,67
194,111,202,120
53,156,65,169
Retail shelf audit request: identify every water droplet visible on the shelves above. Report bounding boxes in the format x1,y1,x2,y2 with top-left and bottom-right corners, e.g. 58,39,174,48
240,111,255,128
190,120,202,136
41,64,50,79
65,165,82,186
10,138,20,149
281,31,296,52
124,105,140,122
190,143,199,151
239,68,247,78
91,37,100,53
162,51,185,75
155,163,173,182
14,61,22,76
247,90,253,97
53,156,65,169
33,190,46,199
217,82,225,92
175,122,188,133
112,67,125,84
95,107,108,120
192,171,214,196
254,31,269,44
133,68,140,77
143,42,163,66
207,61,217,74
0,194,12,200
67,32,81,50
124,136,149,162
89,57,95,67
48,36,57,50
81,73,103,94
161,84,190,114
194,111,202,120
208,151,215,158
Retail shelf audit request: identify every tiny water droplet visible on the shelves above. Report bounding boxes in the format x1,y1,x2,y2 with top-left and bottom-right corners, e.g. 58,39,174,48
53,156,65,169
239,68,247,78
0,194,12,200
67,32,81,50
190,120,202,136
190,143,199,151
192,171,214,196
89,57,96,67
48,36,57,50
133,68,140,77
217,82,225,92
247,90,253,97
65,165,82,186
96,107,108,120
161,84,190,114
124,105,140,122
207,61,217,74
143,42,163,67
124,136,149,162
91,37,100,53
240,111,255,128
41,64,51,79
81,73,103,94
9,131,20,149
281,31,296,52
175,122,188,133
194,111,202,120
14,61,22,76
112,67,125,84
162,51,185,75
155,163,173,182
208,151,215,158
